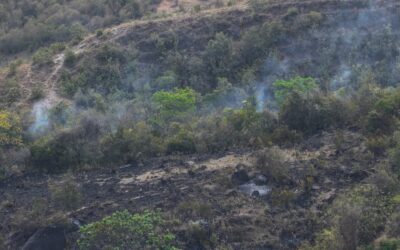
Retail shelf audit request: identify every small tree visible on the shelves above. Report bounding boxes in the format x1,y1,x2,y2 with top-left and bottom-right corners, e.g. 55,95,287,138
78,210,178,250
204,33,233,79
153,88,197,123
273,76,318,106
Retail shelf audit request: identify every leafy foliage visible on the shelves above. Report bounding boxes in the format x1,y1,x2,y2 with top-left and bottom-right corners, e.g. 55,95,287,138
0,0,159,55
153,88,197,123
203,33,233,81
0,111,22,146
273,77,318,105
78,210,178,250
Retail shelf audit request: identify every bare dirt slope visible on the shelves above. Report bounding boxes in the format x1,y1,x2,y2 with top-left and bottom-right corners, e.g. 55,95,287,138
0,130,371,249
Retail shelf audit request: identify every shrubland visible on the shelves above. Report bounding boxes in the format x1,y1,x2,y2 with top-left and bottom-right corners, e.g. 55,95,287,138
1,1,400,249
0,0,162,57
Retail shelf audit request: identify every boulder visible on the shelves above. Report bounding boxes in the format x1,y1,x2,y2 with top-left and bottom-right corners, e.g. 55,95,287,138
22,226,66,250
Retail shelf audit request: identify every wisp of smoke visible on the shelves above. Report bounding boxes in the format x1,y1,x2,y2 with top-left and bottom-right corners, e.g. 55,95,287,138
29,100,50,135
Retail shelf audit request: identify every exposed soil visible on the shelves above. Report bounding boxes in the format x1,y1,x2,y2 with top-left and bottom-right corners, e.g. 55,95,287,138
0,130,376,249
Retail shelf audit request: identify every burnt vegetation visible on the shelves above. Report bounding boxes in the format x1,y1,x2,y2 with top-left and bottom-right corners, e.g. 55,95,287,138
1,0,400,249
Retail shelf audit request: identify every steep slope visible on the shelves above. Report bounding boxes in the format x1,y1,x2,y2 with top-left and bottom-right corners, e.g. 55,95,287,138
1,0,400,249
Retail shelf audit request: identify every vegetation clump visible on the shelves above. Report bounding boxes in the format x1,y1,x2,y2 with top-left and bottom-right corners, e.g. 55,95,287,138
78,210,178,250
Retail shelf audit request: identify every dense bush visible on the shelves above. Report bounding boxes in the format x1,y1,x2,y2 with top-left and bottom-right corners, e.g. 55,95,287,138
60,45,130,97
49,176,81,211
273,77,318,106
0,78,21,107
234,21,284,69
203,33,233,82
30,118,101,172
78,210,177,250
389,132,400,176
0,111,23,147
100,122,162,165
364,89,400,135
165,126,196,154
0,0,159,56
279,92,348,134
255,146,289,183
64,50,77,67
153,88,197,124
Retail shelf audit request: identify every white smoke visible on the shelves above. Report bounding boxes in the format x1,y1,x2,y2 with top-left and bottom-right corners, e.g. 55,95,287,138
29,100,51,135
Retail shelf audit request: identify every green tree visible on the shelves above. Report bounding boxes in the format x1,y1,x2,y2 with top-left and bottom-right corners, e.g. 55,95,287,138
78,210,178,250
204,33,233,79
153,88,197,123
273,77,318,106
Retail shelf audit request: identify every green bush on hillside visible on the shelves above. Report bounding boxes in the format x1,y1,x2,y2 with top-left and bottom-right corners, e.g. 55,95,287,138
78,210,178,250
273,77,318,106
153,88,197,123
279,92,348,134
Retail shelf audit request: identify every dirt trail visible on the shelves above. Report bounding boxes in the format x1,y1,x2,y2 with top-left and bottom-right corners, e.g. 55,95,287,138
41,53,65,107
30,35,99,108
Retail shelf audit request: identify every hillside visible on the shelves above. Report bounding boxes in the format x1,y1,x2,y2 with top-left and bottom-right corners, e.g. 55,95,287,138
1,0,400,249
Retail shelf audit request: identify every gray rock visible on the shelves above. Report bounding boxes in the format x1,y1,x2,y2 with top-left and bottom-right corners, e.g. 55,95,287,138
254,174,268,186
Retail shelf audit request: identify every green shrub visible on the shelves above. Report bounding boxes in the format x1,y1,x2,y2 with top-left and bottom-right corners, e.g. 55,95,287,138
279,92,348,134
270,126,302,145
366,136,389,156
186,221,216,249
0,111,22,146
294,11,324,30
101,122,162,165
235,21,283,68
386,212,400,238
29,85,45,102
30,133,80,172
364,89,400,135
96,29,104,37
78,210,177,250
379,239,400,250
49,43,66,53
49,101,71,128
300,229,340,250
249,0,269,12
273,77,318,106
30,122,100,172
32,48,54,67
49,176,81,211
153,88,197,124
64,50,77,67
0,78,21,106
193,5,201,13
255,146,288,183
166,127,196,154
203,33,233,79
389,132,400,175
270,189,296,208
364,110,395,135
7,59,22,76
60,45,128,97
155,70,177,90
177,201,213,220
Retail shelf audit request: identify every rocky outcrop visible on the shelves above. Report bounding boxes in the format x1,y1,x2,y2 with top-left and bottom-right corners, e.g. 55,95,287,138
22,227,66,250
